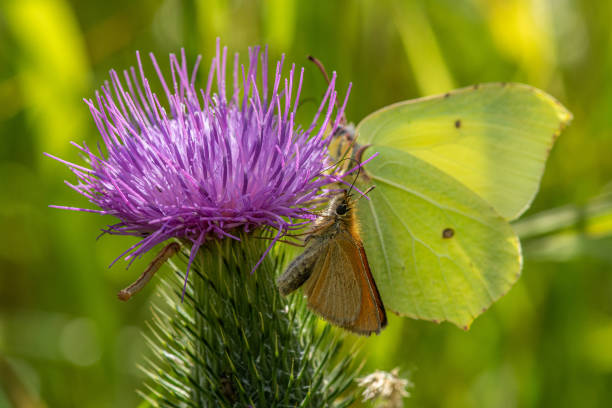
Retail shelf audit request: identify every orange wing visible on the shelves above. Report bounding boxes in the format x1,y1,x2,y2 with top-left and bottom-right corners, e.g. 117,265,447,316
302,232,387,335
337,233,387,335
303,240,362,326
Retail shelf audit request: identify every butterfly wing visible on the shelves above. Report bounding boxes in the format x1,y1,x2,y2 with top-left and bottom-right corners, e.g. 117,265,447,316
303,239,361,327
303,232,386,335
356,83,571,220
356,146,521,329
350,84,571,329
337,233,387,334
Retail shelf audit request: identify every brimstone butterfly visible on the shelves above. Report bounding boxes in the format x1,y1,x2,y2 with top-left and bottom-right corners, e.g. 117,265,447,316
333,83,571,329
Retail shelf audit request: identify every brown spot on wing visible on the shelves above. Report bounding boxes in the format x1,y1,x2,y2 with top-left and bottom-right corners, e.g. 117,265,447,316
442,228,455,239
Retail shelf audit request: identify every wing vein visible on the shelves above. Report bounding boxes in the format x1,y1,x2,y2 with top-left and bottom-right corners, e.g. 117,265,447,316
372,173,495,227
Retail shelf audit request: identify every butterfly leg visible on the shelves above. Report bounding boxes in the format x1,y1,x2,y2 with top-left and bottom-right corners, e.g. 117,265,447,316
118,242,180,300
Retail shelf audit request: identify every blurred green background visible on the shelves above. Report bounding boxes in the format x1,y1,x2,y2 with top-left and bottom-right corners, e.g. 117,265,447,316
1,0,611,407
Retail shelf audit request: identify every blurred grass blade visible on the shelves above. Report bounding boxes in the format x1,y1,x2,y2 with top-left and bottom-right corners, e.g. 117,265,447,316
263,0,296,51
516,190,612,262
392,0,455,95
3,0,90,157
514,191,612,239
480,0,557,86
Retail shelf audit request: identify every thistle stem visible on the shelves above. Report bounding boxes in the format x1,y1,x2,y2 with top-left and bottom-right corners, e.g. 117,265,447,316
146,236,357,407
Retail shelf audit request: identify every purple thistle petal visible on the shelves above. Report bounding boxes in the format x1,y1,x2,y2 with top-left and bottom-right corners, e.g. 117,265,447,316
49,41,357,281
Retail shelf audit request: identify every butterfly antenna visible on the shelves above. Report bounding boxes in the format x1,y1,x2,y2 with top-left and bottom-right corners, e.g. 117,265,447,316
356,185,376,201
307,55,331,85
317,157,371,200
346,158,361,198
318,156,360,187
308,55,347,125
345,158,375,201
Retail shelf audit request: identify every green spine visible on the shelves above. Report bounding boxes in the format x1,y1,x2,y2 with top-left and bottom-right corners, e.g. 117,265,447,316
142,236,357,407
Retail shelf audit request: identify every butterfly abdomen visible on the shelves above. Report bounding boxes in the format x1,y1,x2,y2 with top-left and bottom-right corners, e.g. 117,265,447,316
276,243,319,296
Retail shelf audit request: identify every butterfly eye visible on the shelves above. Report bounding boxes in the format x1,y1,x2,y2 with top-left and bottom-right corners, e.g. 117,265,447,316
335,204,348,215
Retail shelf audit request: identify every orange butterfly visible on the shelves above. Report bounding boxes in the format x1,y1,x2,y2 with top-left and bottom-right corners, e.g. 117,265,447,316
277,189,387,335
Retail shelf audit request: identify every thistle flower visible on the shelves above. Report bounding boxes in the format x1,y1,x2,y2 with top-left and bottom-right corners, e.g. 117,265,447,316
49,41,364,406
47,39,351,279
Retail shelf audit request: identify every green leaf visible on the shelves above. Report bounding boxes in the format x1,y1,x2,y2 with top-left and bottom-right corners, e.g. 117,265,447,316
356,146,521,329
356,83,572,220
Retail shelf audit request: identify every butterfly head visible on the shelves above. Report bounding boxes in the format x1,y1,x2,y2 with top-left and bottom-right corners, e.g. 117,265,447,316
326,191,352,219
335,201,350,216
334,191,353,217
